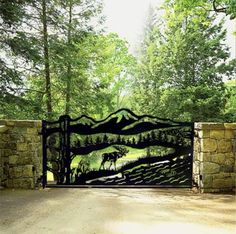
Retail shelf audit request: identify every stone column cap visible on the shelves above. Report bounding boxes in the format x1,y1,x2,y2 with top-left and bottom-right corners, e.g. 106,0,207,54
0,120,41,128
195,122,236,130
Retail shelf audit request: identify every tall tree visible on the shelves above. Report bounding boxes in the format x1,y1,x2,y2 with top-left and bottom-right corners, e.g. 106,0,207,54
0,0,58,119
27,32,136,119
0,0,105,119
133,1,236,121
65,0,73,115
0,0,41,118
42,0,53,119
47,0,104,117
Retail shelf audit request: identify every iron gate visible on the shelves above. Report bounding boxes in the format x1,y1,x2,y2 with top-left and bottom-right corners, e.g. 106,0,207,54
42,109,194,188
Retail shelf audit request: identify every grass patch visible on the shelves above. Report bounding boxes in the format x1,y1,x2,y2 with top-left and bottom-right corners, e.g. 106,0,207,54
47,171,54,181
71,147,147,171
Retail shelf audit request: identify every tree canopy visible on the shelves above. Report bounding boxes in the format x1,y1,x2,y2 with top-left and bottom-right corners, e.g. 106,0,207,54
0,0,135,120
0,0,235,122
173,0,236,19
132,1,236,121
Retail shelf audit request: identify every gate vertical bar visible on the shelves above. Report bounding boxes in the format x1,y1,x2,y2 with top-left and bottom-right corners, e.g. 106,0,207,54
60,115,71,184
65,115,71,184
190,122,195,187
42,120,47,188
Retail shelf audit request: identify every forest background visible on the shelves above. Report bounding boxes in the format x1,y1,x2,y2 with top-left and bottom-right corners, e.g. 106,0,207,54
0,0,236,122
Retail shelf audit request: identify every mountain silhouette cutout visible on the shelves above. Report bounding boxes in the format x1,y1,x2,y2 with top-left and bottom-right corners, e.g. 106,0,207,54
69,108,186,135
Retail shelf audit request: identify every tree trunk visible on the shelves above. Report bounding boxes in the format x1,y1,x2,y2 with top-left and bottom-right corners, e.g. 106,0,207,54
65,1,72,115
42,0,53,120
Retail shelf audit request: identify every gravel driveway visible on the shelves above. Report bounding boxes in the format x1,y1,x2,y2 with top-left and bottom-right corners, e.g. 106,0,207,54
0,188,235,234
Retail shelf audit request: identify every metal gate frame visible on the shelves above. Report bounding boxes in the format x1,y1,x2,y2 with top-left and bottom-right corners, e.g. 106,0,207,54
42,109,194,188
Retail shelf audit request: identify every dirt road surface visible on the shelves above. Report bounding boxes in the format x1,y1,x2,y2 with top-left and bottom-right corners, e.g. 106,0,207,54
0,188,235,234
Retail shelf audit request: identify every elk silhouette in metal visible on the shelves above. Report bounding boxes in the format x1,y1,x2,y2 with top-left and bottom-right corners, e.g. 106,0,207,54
100,146,129,170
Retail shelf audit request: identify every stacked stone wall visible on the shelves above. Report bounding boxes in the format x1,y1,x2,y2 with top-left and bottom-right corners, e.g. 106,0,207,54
0,120,42,189
194,123,236,193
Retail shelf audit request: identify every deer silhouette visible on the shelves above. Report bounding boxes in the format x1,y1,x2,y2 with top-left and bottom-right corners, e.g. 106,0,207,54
100,146,129,170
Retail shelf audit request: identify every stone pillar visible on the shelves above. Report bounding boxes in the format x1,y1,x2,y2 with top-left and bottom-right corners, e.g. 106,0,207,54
0,120,42,189
194,123,236,193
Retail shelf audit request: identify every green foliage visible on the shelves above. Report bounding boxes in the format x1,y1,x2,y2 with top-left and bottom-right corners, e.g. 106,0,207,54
133,1,236,122
0,0,39,118
25,32,136,120
172,0,236,19
0,0,33,25
157,86,227,121
224,80,236,121
0,0,135,120
1,0,235,123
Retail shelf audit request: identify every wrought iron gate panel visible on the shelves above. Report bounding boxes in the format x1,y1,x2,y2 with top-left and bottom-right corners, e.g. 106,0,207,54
42,109,194,188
